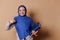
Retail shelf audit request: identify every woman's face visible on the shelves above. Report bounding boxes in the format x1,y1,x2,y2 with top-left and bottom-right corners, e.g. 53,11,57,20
19,7,25,16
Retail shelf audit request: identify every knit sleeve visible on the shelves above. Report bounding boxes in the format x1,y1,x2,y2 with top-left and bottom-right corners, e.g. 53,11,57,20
30,19,40,31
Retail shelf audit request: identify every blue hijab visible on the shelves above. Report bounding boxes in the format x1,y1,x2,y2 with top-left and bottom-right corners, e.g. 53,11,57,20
14,5,40,40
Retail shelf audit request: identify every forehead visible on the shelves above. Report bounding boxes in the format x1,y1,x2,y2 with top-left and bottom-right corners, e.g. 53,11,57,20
19,7,25,10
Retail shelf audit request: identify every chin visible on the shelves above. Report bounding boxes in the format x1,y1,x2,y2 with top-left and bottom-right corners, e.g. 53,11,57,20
21,15,25,16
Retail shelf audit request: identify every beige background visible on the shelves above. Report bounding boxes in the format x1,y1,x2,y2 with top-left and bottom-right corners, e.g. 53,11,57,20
0,0,60,40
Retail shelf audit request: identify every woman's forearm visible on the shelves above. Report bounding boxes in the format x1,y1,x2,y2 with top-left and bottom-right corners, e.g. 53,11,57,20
5,19,16,30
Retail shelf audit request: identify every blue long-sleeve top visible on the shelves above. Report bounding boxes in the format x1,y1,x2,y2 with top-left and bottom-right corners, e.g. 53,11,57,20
14,16,40,39
14,5,40,40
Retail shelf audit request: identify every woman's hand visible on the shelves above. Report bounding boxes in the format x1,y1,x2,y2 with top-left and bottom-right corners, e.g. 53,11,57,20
31,30,38,37
10,19,15,23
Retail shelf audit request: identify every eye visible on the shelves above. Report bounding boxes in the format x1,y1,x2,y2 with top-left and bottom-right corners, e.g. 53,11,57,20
23,9,25,11
19,9,25,11
19,10,21,11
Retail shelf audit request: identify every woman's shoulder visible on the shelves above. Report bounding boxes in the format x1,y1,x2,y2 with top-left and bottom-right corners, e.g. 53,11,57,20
14,16,19,20
26,16,32,20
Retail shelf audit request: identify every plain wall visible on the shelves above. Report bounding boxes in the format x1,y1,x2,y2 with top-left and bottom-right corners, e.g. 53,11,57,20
0,0,60,40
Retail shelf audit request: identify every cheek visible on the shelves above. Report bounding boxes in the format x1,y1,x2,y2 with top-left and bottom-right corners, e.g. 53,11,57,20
19,11,21,13
23,11,25,14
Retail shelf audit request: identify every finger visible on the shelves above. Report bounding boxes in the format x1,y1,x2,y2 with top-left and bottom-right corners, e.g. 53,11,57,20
35,31,38,34
35,34,38,36
32,31,38,35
